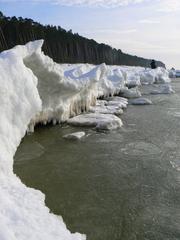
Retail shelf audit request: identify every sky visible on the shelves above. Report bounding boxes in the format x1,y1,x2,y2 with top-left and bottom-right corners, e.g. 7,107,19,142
0,0,180,68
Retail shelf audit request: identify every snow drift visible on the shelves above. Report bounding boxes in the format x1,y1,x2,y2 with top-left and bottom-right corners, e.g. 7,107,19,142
0,40,172,240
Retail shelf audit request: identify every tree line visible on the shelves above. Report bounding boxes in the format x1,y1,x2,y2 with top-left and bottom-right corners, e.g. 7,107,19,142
0,12,165,68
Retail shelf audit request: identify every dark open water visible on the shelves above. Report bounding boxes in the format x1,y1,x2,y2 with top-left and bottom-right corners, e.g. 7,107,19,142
14,78,180,240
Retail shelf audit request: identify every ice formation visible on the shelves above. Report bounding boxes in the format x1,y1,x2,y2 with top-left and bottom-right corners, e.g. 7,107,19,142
129,98,152,105
89,97,128,116
121,87,142,99
0,40,173,240
67,113,123,130
63,132,85,140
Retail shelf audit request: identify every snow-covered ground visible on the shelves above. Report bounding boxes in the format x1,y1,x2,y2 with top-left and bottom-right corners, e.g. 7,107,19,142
0,40,174,240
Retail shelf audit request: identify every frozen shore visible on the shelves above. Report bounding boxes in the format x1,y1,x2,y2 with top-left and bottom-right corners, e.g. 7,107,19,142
0,40,174,240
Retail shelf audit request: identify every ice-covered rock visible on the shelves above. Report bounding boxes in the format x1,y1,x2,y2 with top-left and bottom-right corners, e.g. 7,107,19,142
126,72,141,88
121,88,142,98
154,67,171,84
89,98,125,116
67,113,123,130
89,105,123,115
129,98,152,105
139,69,155,85
106,100,127,109
63,132,85,140
106,96,128,109
96,100,108,106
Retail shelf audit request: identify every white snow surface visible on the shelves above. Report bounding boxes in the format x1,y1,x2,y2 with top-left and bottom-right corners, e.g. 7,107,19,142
89,97,128,115
0,40,172,240
0,41,85,240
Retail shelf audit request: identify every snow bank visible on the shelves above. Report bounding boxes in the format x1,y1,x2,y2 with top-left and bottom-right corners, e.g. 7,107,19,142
24,52,98,129
0,41,85,240
0,40,172,240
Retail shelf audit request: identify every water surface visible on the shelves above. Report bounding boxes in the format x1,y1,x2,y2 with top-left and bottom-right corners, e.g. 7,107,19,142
14,79,180,240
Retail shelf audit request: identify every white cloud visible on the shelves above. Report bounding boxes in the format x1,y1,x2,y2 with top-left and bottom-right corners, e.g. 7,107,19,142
82,29,137,34
56,0,147,7
158,0,180,12
139,19,160,24
0,0,148,7
1,0,180,12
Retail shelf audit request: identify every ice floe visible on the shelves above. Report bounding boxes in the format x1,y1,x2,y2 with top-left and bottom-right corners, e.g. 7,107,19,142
89,104,124,116
67,113,123,130
63,132,85,140
129,98,152,105
106,97,128,109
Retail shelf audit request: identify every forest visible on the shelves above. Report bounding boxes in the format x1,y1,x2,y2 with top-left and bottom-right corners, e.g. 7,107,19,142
0,12,165,67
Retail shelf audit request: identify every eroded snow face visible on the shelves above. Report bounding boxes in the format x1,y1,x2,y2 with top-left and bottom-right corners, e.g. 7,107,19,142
0,40,86,240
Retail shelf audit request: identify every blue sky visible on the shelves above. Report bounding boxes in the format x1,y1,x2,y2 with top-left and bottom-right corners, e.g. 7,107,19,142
0,0,180,68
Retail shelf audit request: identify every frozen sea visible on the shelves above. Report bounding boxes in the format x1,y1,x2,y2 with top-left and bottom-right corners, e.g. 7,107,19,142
14,78,180,240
